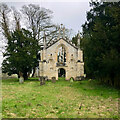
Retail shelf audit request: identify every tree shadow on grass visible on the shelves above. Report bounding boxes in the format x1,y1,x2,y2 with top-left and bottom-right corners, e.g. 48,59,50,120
25,77,39,82
2,77,19,83
69,79,119,99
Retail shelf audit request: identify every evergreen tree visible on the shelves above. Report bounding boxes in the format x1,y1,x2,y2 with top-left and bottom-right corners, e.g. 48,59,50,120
2,29,39,82
82,1,120,87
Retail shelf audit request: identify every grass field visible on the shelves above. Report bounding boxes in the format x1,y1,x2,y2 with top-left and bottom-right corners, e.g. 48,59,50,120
2,77,119,118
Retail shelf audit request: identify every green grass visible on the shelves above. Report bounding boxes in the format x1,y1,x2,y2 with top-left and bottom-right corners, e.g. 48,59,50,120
2,77,119,118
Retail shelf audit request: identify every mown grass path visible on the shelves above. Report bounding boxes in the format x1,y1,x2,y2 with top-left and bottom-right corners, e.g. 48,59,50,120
2,78,119,118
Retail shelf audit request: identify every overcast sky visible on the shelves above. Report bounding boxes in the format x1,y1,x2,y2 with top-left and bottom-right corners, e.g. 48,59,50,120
0,0,91,67
5,1,91,34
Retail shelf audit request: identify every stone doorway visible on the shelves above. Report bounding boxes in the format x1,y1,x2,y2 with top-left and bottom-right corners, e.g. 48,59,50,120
58,68,66,78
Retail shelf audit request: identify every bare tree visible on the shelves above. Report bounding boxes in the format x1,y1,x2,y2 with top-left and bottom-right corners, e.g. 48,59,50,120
21,4,72,43
0,3,11,39
11,6,21,31
21,4,53,40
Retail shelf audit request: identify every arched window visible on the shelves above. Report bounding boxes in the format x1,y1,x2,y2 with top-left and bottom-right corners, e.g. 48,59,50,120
57,46,66,63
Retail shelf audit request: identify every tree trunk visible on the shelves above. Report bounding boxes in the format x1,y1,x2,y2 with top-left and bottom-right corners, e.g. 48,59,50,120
19,72,24,84
17,74,20,78
23,72,28,80
27,72,31,78
32,67,36,77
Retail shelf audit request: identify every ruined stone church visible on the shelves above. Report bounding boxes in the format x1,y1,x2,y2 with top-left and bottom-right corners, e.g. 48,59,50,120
39,25,84,80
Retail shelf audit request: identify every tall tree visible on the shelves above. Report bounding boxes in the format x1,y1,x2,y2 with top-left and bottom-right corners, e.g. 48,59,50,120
2,29,39,82
82,1,120,87
0,3,11,39
21,4,53,40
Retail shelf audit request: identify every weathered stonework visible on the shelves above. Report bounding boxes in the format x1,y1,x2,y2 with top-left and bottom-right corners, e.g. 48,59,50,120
39,27,84,80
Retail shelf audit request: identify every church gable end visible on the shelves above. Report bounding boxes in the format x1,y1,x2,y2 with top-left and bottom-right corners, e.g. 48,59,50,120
46,38,78,50
39,25,84,81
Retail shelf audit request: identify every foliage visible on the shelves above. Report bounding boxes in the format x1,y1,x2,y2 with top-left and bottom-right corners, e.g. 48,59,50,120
72,34,78,46
72,33,84,50
2,29,39,80
2,78,119,118
81,1,120,87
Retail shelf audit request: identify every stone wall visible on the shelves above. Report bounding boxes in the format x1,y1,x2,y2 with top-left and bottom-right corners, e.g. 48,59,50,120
39,38,84,80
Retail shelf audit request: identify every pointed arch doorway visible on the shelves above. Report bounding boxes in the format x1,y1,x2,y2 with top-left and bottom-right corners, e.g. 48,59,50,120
58,68,66,78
